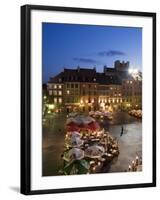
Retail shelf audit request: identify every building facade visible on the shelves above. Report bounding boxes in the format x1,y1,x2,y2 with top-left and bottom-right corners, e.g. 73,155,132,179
46,60,142,112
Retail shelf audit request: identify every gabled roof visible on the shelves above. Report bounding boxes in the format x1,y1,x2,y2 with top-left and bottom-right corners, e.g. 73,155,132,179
48,67,135,84
49,68,97,83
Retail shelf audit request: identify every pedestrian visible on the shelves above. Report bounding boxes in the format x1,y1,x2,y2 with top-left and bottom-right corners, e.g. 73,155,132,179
120,126,124,136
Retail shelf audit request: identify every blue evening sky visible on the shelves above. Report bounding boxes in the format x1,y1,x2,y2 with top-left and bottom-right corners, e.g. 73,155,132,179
42,23,142,83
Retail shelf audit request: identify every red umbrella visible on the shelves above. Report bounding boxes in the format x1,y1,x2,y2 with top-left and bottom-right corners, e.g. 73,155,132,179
66,121,79,131
87,121,100,131
67,126,79,132
78,123,88,129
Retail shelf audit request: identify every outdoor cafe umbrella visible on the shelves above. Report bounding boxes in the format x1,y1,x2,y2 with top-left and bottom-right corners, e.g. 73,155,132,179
66,115,95,125
66,121,79,131
87,121,100,131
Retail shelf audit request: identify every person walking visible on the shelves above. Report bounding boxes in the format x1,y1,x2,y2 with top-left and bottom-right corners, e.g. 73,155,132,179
120,126,124,136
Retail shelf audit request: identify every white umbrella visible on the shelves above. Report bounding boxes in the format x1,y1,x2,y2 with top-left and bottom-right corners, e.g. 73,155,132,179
66,115,95,125
63,148,84,162
69,131,81,138
85,145,105,158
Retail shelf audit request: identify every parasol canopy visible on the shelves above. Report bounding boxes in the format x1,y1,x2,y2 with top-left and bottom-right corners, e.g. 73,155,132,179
63,148,84,162
68,131,81,138
85,145,105,158
66,115,95,125
66,115,99,131
87,121,100,131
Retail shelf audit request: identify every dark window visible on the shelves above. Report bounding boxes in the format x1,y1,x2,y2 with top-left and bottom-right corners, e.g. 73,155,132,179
71,84,74,88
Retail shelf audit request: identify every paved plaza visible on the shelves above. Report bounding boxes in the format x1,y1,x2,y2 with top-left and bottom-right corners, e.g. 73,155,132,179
42,111,142,176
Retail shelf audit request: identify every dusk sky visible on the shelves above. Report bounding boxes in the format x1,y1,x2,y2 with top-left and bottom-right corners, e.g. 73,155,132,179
42,23,142,83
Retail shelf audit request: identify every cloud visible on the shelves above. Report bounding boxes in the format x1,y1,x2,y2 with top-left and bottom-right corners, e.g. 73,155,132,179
98,50,126,56
73,57,98,64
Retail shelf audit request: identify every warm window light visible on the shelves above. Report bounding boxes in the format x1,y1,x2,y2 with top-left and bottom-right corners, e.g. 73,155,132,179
67,90,70,94
48,104,55,109
59,91,62,95
54,98,57,103
80,100,83,104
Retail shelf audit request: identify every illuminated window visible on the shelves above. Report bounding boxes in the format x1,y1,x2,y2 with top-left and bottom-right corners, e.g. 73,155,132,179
58,91,62,95
58,85,62,89
54,98,57,103
54,85,57,89
67,90,70,95
59,98,62,103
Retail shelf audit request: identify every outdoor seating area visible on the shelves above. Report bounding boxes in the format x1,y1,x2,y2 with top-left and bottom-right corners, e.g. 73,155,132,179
129,110,142,118
60,115,119,175
89,111,113,120
128,156,142,172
